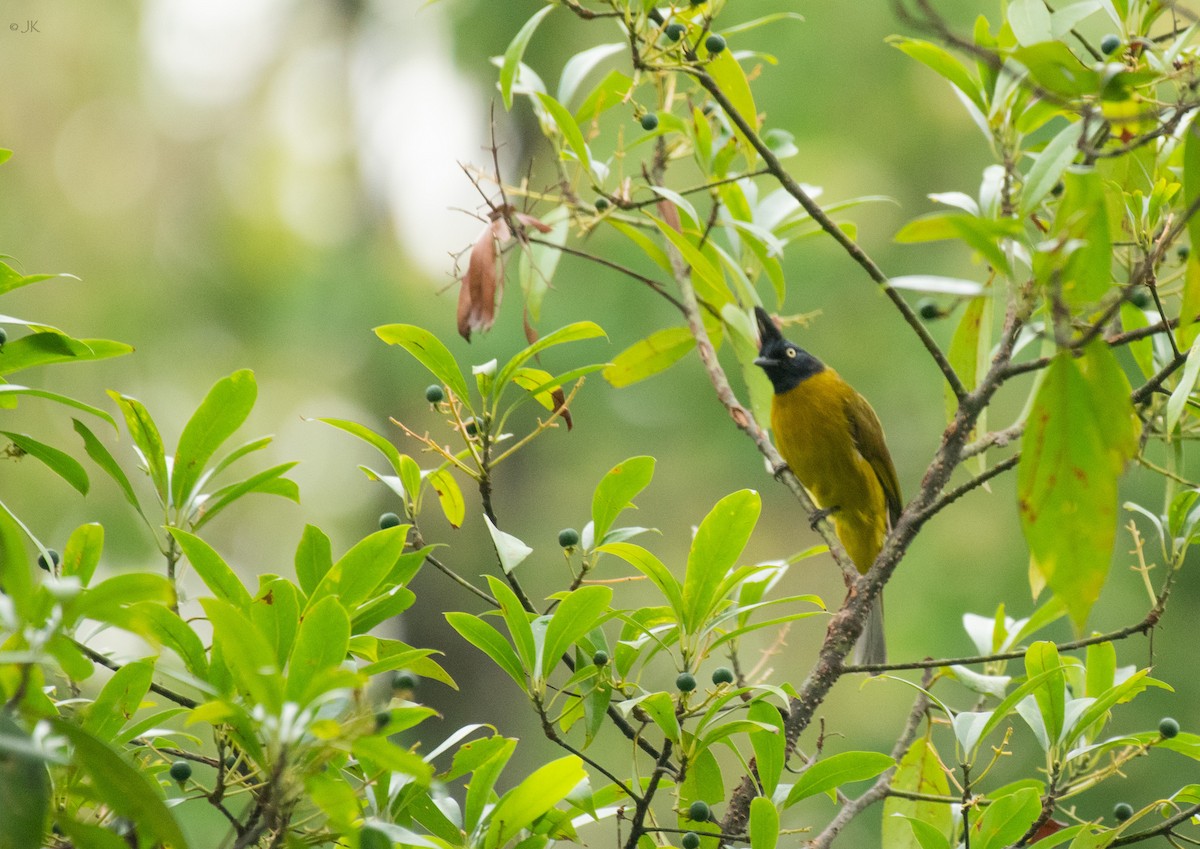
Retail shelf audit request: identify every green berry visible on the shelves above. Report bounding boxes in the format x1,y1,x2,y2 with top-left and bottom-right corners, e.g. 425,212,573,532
359,824,392,849
917,298,941,321
425,384,445,404
1100,34,1122,55
711,667,734,686
592,650,609,667
1178,244,1190,261
1113,802,1133,822
392,671,418,691
37,549,60,572
224,753,238,770
169,760,192,783
641,113,660,132
676,672,697,692
1130,288,1151,309
0,327,7,346
682,832,700,849
665,23,686,41
1051,180,1065,197
464,417,479,437
688,800,711,822
705,34,726,55
1159,717,1180,738
558,528,580,548
595,196,610,211
379,512,402,530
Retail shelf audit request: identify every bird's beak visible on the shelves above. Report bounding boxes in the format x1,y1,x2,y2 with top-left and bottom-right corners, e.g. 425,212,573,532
753,355,779,368
753,305,783,347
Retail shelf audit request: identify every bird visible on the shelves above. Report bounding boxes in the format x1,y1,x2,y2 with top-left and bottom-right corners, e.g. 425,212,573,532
752,306,901,665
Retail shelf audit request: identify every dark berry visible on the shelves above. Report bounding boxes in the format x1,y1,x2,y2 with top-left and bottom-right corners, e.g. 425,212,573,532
1113,802,1133,822
224,754,238,769
682,832,700,849
640,113,660,132
917,298,941,321
705,34,726,55
676,672,697,692
592,650,609,667
711,667,734,686
595,197,610,211
1159,717,1180,738
375,711,391,733
558,528,580,548
464,417,479,437
1130,288,1151,309
0,327,7,346
425,384,444,404
1100,34,1122,55
665,23,686,41
1051,181,1065,197
1178,244,1190,261
688,800,711,822
169,760,192,783
37,549,60,572
392,671,418,691
379,512,402,530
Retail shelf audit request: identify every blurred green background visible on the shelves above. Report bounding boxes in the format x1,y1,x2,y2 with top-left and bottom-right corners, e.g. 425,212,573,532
1,0,1196,844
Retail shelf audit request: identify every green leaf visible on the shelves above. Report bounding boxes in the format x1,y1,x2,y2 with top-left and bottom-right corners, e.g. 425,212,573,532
484,514,533,574
1085,640,1116,697
887,36,985,113
0,333,130,377
574,68,633,127
1024,641,1066,747
649,217,732,306
487,574,537,671
881,739,952,849
605,218,674,274
295,524,334,597
1,431,89,494
61,522,103,586
108,391,170,505
591,456,656,544
352,735,433,784
67,572,175,626
465,737,517,833
73,419,144,518
484,756,585,849
447,612,527,688
894,213,1019,275
171,369,256,508
1021,120,1084,214
748,700,786,796
191,461,299,530
500,5,554,110
428,468,465,528
1064,668,1170,747
519,206,569,322
974,787,1041,849
133,602,209,678
0,385,114,426
749,797,780,849
170,528,252,609
784,751,893,807
557,43,624,106
705,47,758,165
308,526,409,610
681,490,760,635
1008,0,1053,45
0,714,50,849
896,816,952,849
1032,168,1113,306
597,541,683,618
536,93,593,174
1018,343,1138,627
0,260,69,295
50,719,190,849
540,586,612,679
496,321,607,395
83,658,153,741
287,595,351,704
374,324,471,403
603,327,695,388
1167,333,1200,433
200,597,283,712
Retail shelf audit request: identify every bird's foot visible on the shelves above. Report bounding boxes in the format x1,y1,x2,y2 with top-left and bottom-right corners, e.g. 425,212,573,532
809,506,839,531
771,461,791,481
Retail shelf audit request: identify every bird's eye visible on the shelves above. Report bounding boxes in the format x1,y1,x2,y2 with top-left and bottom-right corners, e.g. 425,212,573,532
786,347,797,358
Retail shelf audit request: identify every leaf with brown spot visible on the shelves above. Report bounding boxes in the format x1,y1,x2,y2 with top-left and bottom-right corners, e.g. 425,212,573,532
458,217,512,341
1017,341,1139,628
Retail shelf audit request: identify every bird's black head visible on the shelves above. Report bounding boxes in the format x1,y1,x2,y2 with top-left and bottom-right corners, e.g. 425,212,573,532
753,306,824,394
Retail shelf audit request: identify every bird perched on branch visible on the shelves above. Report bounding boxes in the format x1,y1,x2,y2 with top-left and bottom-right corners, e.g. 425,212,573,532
753,306,901,664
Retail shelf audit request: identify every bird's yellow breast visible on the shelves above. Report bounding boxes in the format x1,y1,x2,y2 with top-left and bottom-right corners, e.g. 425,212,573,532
770,369,888,572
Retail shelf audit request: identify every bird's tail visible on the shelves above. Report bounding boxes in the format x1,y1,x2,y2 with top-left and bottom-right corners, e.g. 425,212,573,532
854,596,886,665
